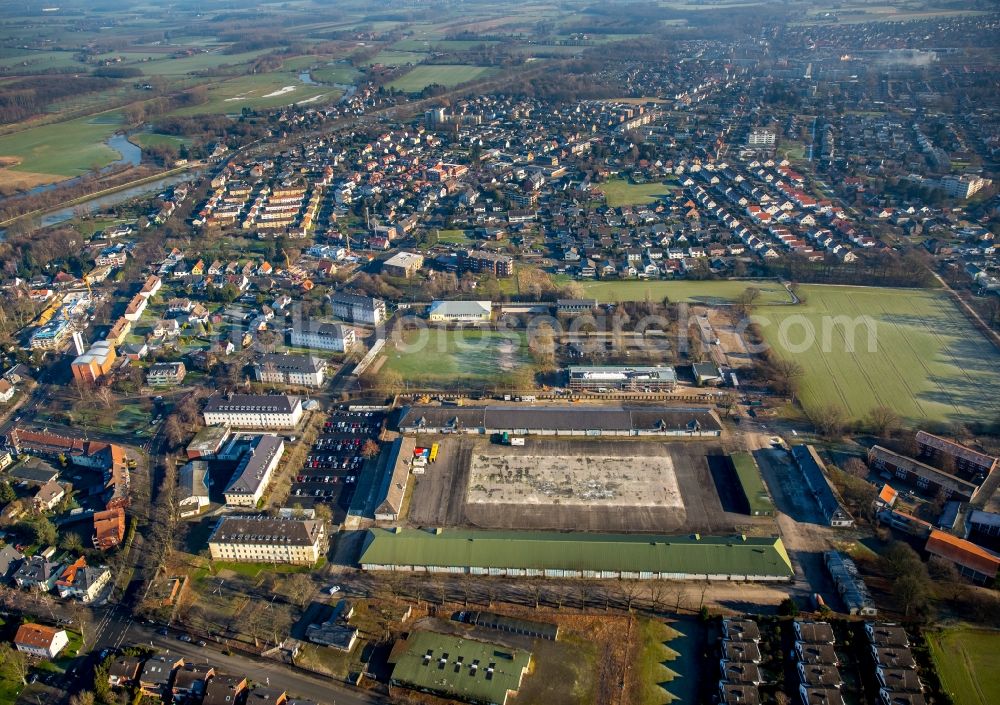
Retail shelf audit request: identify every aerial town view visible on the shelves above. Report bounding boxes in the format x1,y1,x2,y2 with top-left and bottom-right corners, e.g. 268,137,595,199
0,0,999,703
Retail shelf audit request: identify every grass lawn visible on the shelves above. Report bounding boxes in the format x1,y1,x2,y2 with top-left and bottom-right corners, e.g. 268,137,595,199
436,228,472,245
383,328,532,385
754,285,1000,424
633,619,682,705
598,178,677,207
209,560,324,578
388,65,497,93
927,628,1000,705
579,279,793,305
514,632,598,705
0,112,124,179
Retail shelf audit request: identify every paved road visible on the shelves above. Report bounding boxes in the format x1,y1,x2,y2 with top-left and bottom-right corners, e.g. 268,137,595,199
83,608,387,705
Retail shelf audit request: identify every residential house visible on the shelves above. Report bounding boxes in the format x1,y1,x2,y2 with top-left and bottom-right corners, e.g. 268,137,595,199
14,623,69,658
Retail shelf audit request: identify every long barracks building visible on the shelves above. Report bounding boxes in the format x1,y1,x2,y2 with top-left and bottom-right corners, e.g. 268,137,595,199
395,405,721,437
360,528,793,581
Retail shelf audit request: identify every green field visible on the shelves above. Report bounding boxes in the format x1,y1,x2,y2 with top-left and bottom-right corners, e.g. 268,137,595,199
388,65,497,93
368,50,429,67
754,285,1000,424
579,279,794,305
383,328,531,384
392,39,499,51
170,73,338,116
311,63,361,84
435,228,473,244
0,112,124,179
598,178,678,206
927,628,1000,705
130,132,190,150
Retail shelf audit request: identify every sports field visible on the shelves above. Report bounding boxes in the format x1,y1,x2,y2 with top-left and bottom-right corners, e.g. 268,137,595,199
580,279,793,305
598,178,678,206
388,65,497,92
754,285,1000,424
927,628,1000,705
383,328,531,383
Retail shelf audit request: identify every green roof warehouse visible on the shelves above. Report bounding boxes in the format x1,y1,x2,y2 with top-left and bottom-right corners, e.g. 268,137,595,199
360,528,793,581
389,631,531,705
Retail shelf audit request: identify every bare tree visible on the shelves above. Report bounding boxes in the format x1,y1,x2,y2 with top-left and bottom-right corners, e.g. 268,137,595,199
283,573,315,609
866,405,901,438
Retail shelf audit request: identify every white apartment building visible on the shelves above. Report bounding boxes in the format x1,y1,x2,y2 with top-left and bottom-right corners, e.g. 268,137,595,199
289,321,356,352
208,515,326,565
747,130,776,147
329,291,386,325
202,394,303,429
254,353,325,387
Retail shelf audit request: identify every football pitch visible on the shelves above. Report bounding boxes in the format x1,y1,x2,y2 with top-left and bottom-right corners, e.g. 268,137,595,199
755,285,1000,424
383,328,532,384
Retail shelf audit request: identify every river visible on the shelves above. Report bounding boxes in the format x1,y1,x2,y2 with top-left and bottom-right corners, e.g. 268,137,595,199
36,170,198,229
16,131,145,198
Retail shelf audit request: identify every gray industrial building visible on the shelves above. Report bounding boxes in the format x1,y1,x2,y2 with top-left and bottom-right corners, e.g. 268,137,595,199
395,405,721,437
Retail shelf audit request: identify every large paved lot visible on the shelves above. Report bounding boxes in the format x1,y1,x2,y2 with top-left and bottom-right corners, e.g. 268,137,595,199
467,446,683,508
407,437,763,532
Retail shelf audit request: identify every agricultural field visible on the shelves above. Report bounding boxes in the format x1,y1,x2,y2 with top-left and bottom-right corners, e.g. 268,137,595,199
926,628,1000,705
0,112,125,183
579,279,794,305
388,65,497,93
754,285,1000,424
169,72,338,116
383,328,532,385
392,39,499,51
598,178,679,206
310,63,361,85
368,50,429,67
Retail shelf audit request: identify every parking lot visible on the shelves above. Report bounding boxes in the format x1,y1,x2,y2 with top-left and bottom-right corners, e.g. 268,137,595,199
289,408,384,514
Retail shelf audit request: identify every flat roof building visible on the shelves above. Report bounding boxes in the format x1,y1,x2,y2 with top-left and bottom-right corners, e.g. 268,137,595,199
146,362,186,387
567,365,677,391
208,515,326,565
360,528,793,581
389,631,530,705
72,340,117,385
383,251,424,278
